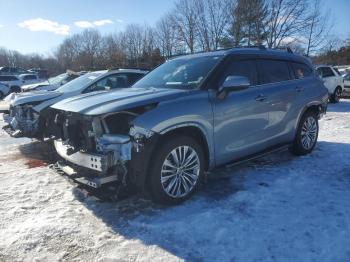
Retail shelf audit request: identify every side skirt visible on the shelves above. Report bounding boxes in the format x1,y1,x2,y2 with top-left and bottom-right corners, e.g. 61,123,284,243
213,143,292,171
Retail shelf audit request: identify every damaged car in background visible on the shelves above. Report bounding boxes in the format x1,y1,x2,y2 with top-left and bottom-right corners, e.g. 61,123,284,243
49,46,328,205
20,70,84,92
1,69,148,138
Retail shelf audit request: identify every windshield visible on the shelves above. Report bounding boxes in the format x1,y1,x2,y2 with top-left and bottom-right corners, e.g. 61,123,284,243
48,73,67,85
56,71,106,93
133,55,223,89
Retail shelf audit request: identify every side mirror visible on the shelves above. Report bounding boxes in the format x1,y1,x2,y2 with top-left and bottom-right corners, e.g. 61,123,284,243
218,76,250,94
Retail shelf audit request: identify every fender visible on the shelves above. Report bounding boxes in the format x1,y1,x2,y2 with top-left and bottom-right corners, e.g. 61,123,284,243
293,100,327,138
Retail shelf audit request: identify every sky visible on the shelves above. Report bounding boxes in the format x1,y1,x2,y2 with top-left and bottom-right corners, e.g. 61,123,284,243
0,0,349,55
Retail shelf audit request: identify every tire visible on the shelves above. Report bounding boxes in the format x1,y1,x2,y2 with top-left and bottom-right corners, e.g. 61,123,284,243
0,91,3,100
290,110,319,156
330,87,342,103
148,136,205,205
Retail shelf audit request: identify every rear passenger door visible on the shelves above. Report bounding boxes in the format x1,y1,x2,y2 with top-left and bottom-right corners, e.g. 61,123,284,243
256,59,298,145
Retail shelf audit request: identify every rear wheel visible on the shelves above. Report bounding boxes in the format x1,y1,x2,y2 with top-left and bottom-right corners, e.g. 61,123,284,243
330,87,342,103
148,136,205,205
290,110,319,155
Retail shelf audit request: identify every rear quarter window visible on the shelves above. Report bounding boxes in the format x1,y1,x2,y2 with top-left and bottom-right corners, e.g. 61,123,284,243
291,62,313,79
257,59,291,84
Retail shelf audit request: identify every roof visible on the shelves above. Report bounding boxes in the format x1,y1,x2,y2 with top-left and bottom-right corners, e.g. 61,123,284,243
171,47,311,65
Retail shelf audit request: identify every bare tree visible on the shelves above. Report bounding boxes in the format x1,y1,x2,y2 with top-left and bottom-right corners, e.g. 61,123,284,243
264,0,311,48
122,24,144,66
305,0,331,56
172,0,199,53
155,14,179,58
195,0,231,51
228,0,267,47
101,33,127,68
79,29,103,69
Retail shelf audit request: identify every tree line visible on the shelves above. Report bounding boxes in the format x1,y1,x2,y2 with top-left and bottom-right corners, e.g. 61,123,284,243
0,0,349,76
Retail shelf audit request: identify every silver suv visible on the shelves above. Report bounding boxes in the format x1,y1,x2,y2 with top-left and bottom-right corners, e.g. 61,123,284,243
50,47,328,204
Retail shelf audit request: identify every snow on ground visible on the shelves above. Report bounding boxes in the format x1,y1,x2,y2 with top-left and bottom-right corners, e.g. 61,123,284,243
1,100,350,262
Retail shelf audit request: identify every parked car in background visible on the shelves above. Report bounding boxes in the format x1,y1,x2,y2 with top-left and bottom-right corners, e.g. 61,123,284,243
2,69,148,139
21,71,82,92
334,65,350,76
0,83,10,99
316,65,344,103
18,74,43,85
28,68,49,79
342,72,350,96
0,66,30,75
49,47,328,204
0,75,23,92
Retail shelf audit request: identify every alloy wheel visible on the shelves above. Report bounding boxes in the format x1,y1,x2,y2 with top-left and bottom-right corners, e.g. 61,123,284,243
301,116,318,150
160,145,200,198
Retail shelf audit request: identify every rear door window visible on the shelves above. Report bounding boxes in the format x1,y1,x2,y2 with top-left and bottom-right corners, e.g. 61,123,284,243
85,74,129,92
257,59,291,84
291,62,313,79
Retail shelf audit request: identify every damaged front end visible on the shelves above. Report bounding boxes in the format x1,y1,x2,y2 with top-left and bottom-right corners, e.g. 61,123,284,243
3,105,41,138
51,105,157,191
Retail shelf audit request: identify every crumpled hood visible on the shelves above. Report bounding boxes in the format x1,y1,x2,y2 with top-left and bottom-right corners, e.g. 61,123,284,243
51,87,188,115
21,81,50,91
12,90,62,106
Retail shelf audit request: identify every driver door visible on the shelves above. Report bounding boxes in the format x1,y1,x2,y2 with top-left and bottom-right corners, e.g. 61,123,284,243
212,56,270,166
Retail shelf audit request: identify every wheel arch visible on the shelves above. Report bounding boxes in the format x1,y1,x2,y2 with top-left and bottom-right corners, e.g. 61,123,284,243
293,102,323,138
157,125,211,171
129,124,213,193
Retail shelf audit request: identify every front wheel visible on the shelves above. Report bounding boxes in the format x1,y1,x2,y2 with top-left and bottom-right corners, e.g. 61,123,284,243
290,110,319,155
148,136,205,205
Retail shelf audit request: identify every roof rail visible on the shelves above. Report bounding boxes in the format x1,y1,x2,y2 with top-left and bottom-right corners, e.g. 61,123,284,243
232,44,266,50
273,46,293,54
108,67,150,71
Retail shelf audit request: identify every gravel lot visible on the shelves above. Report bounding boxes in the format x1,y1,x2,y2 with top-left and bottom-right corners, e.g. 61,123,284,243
1,100,350,262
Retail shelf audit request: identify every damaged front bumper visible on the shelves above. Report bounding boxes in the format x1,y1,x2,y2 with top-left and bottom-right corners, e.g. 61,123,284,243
2,105,40,137
54,137,131,173
54,140,112,172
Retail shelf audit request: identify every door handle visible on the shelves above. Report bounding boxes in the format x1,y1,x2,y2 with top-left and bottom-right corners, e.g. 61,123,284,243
255,94,267,102
295,86,304,92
